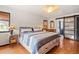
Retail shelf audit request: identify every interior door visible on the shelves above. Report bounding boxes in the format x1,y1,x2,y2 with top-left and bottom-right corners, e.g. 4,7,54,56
76,16,79,40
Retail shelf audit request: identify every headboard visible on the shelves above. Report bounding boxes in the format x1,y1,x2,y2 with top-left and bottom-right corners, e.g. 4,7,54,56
19,27,33,36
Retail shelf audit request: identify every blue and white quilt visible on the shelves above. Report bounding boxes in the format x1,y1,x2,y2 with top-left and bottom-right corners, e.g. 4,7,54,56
20,31,60,54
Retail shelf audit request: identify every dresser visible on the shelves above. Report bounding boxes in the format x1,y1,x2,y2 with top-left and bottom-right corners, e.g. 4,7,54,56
46,29,56,32
43,29,56,32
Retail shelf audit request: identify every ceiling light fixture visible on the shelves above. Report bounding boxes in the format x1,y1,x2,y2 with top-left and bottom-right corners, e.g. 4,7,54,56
43,5,59,13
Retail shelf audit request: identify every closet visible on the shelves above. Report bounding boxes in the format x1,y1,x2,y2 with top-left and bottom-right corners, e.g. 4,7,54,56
56,15,79,40
64,16,75,39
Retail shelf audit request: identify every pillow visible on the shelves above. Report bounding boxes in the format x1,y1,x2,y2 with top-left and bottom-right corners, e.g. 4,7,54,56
21,29,32,33
33,28,42,32
20,27,33,33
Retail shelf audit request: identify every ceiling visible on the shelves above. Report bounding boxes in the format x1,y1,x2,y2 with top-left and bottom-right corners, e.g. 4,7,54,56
6,5,79,19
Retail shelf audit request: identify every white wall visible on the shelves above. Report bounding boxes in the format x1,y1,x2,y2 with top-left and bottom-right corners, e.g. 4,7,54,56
0,5,47,45
11,10,43,29
0,5,47,29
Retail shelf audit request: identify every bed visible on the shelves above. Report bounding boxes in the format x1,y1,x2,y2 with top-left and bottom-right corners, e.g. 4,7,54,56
19,27,60,54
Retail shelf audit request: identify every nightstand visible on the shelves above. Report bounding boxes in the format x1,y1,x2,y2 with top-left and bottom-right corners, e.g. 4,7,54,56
9,35,18,44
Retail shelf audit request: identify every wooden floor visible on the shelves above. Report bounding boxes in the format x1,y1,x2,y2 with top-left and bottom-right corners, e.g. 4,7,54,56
0,44,30,54
47,39,79,54
0,39,79,54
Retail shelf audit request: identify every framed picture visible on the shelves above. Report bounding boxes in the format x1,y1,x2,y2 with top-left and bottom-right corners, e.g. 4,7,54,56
43,20,48,29
50,21,54,28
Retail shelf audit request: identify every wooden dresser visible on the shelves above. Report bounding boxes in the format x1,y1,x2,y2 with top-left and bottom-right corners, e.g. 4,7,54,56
43,29,56,32
9,35,18,44
46,29,56,32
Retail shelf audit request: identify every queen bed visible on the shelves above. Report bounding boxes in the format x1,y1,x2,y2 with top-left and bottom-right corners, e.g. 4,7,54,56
19,27,60,54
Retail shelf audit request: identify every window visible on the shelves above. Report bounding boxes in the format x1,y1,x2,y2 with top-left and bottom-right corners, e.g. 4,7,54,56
0,21,9,31
0,11,10,32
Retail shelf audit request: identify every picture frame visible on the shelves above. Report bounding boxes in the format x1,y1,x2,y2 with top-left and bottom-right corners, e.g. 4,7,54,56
50,21,54,29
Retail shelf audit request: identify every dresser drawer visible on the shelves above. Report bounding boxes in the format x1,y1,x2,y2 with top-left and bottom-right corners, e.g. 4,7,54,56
38,38,60,54
39,43,50,54
38,41,52,54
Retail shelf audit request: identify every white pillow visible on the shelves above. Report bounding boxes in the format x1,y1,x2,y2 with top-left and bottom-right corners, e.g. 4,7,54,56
33,28,42,32
21,29,32,33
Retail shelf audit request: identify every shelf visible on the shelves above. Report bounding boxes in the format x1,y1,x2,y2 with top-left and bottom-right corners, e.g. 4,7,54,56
65,27,74,29
65,22,74,23
65,35,74,39
65,33,74,35
65,29,74,30
65,28,74,29
65,31,74,35
65,24,74,25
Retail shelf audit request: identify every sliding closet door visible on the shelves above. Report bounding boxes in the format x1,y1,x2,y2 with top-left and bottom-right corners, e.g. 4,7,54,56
77,17,79,39
64,17,75,39
75,16,79,40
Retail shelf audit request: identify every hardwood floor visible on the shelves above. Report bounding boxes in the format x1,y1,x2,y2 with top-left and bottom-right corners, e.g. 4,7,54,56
0,39,79,54
0,44,30,54
47,39,79,54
